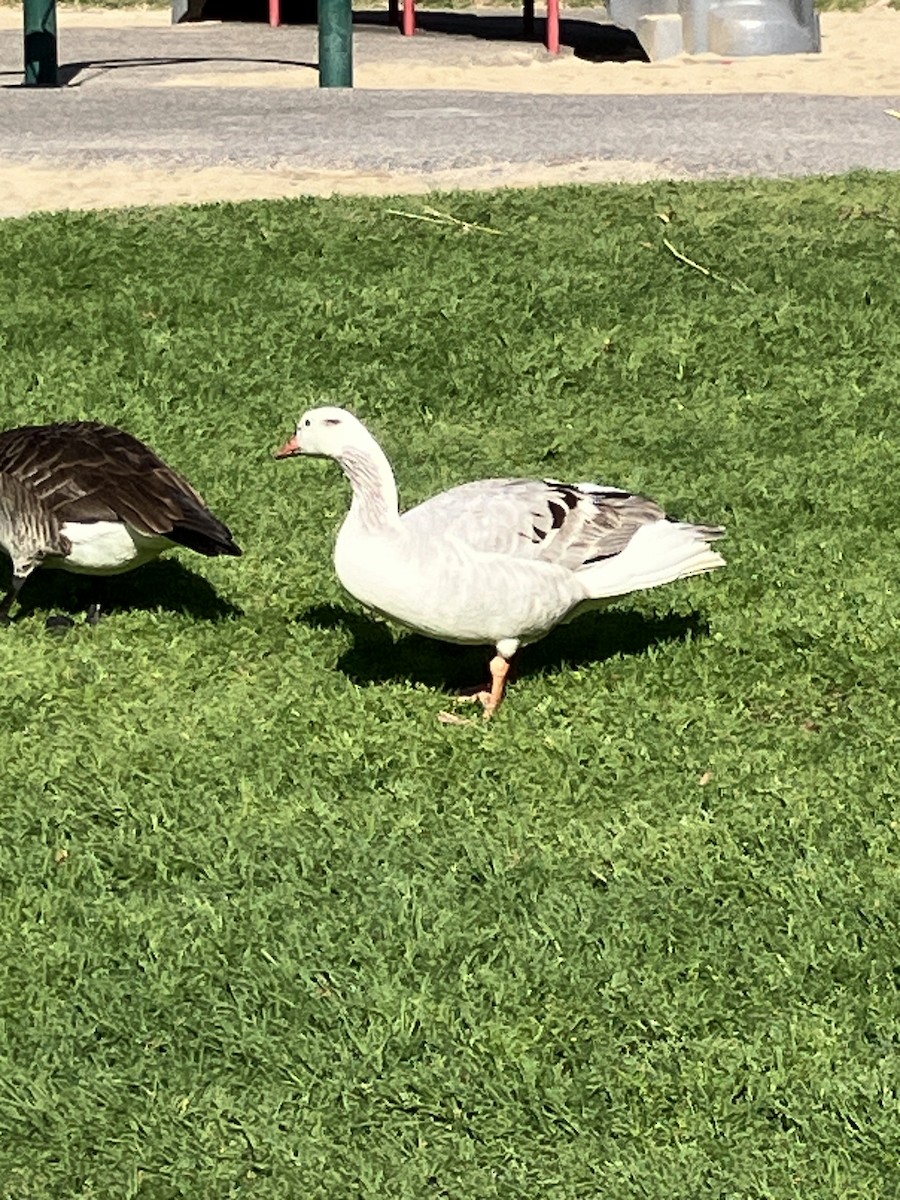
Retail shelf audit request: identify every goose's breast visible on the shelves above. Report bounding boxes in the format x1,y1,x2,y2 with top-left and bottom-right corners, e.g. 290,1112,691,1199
334,528,583,645
47,521,172,575
334,531,422,617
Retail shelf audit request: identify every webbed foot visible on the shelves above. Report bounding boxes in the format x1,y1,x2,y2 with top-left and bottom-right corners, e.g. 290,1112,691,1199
45,614,75,634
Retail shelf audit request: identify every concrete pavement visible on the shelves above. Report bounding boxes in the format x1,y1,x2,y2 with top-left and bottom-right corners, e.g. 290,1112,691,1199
2,11,899,184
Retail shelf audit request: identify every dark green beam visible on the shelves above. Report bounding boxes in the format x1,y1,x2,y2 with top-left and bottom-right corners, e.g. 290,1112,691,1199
318,0,352,88
23,0,58,86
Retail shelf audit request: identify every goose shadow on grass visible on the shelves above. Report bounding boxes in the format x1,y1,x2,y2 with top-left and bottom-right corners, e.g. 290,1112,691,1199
298,603,709,693
3,560,243,624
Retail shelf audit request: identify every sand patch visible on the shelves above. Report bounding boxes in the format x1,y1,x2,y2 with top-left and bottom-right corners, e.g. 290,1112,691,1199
0,158,684,218
164,8,900,96
0,4,172,28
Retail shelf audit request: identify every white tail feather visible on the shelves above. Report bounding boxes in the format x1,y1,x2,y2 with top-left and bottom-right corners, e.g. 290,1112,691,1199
581,520,726,600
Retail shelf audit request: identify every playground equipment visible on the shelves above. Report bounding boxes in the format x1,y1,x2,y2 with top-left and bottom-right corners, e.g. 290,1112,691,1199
19,0,351,87
386,0,562,53
172,0,561,53
23,0,822,90
170,0,821,62
318,0,352,84
609,0,820,58
22,0,57,84
170,0,353,82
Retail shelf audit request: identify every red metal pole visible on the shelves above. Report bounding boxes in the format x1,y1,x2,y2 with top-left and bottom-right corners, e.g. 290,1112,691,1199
402,0,415,36
269,0,280,27
546,0,559,52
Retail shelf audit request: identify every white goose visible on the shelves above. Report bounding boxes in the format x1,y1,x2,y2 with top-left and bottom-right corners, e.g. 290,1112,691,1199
276,406,725,716
0,420,242,622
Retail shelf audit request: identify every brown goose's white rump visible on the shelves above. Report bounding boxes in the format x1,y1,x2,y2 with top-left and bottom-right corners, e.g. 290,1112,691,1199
0,421,242,620
275,406,725,718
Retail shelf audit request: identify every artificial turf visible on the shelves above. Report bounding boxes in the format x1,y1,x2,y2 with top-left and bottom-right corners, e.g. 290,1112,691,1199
0,173,898,1197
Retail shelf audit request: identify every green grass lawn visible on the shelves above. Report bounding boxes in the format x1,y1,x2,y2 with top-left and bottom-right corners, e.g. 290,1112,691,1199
0,174,898,1198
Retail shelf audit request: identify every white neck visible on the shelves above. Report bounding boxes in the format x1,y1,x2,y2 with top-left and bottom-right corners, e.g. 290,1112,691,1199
338,432,401,536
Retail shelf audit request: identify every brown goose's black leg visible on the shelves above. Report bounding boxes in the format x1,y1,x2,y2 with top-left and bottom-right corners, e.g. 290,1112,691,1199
45,614,75,632
46,603,102,633
45,602,101,634
0,574,95,632
0,575,27,626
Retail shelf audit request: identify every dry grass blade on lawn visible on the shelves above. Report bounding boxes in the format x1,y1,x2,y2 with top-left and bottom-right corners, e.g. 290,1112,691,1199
661,236,755,294
387,205,505,234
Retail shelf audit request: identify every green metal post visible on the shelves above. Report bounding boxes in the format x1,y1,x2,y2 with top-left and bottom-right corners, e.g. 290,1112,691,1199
23,0,58,86
318,0,352,88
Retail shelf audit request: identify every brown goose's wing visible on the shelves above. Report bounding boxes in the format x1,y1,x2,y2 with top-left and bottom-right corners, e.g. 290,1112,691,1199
0,422,241,557
0,471,70,562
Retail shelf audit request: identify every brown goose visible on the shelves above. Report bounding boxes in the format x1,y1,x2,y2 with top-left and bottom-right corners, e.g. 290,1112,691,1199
0,420,242,622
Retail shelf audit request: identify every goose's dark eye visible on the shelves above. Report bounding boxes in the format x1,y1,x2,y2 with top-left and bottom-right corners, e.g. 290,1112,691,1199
304,418,311,427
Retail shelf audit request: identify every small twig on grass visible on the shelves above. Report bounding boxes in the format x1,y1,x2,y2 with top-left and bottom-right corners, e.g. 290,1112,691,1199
661,236,754,294
386,210,452,226
386,206,505,235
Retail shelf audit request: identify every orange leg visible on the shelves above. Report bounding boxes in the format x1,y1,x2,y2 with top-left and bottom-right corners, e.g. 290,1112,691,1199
442,653,512,722
483,653,511,717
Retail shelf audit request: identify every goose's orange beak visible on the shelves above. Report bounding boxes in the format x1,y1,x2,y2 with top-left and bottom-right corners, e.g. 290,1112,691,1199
274,433,302,459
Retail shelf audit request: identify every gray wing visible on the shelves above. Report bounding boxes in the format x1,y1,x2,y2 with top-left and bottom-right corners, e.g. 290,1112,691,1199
401,478,681,572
